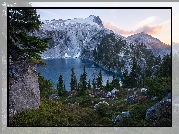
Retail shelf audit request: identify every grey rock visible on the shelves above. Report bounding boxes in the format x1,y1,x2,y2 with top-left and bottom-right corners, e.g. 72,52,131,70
146,93,171,120
49,94,59,100
112,111,132,123
9,61,40,117
126,96,135,104
121,111,132,118
93,15,103,27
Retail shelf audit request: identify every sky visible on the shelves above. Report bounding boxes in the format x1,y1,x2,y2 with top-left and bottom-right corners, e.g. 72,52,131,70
31,2,179,45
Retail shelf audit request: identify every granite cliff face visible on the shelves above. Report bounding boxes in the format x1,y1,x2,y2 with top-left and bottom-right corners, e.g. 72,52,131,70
9,60,40,117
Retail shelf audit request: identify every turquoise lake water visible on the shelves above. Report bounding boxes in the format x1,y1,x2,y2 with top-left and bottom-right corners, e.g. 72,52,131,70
37,58,122,91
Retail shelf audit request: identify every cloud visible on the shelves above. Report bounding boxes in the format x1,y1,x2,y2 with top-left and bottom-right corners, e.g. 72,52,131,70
103,21,164,36
38,9,60,17
135,25,163,34
135,16,157,28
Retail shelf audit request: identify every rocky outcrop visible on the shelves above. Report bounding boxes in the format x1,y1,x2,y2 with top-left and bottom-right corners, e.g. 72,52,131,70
92,15,104,27
9,60,40,117
146,93,171,120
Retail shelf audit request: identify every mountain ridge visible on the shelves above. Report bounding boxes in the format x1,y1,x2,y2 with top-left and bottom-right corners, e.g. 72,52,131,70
35,15,171,75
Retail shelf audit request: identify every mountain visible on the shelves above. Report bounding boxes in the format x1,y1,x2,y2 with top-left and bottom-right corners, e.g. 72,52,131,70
81,32,163,75
35,15,171,75
126,32,171,56
35,15,125,59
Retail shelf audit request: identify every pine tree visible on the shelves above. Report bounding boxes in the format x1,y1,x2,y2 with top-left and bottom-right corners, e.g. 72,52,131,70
111,77,120,89
87,79,91,89
122,69,129,88
38,73,54,99
70,67,77,91
155,55,161,65
8,8,50,65
57,74,65,96
96,70,103,89
136,64,142,87
78,74,84,95
104,79,111,91
78,66,88,95
157,53,171,78
128,57,138,88
82,66,87,90
92,78,96,89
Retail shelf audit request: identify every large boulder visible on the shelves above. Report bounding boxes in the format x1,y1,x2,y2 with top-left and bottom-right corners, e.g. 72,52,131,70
111,88,119,94
141,88,147,93
9,62,40,117
106,91,112,97
125,96,135,104
112,111,132,123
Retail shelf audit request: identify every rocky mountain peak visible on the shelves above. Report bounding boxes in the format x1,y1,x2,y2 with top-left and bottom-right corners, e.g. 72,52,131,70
87,15,103,27
126,32,171,57
93,16,103,27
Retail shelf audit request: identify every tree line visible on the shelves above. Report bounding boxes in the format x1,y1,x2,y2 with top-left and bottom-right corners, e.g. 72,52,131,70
57,66,121,96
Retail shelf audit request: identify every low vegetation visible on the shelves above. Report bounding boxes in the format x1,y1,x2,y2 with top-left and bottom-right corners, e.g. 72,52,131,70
9,69,171,126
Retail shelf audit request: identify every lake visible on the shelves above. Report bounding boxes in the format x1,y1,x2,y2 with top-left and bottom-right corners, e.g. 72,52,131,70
36,58,122,91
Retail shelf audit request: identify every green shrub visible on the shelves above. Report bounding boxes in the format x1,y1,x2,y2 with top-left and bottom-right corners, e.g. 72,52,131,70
145,77,171,98
155,118,172,126
95,103,109,117
10,99,102,126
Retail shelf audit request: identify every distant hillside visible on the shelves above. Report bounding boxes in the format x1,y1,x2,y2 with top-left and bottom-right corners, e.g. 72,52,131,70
127,32,171,56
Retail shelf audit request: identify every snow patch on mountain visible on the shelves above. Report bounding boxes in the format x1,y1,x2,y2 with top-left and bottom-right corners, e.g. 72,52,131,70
65,53,71,58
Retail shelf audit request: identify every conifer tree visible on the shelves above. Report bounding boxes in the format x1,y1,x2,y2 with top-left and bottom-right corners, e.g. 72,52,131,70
87,79,91,89
78,66,88,95
92,78,96,89
70,67,77,91
122,69,129,88
82,66,87,90
157,53,171,78
111,77,120,89
57,74,65,96
78,74,84,95
8,8,50,65
128,57,138,88
38,73,54,99
96,70,103,89
104,79,111,91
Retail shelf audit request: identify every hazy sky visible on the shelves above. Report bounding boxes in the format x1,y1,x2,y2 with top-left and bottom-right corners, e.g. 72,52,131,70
31,2,179,45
